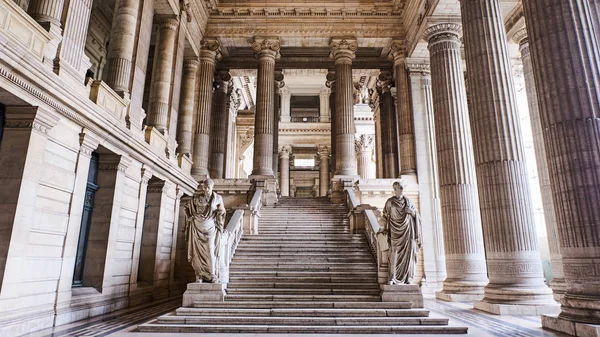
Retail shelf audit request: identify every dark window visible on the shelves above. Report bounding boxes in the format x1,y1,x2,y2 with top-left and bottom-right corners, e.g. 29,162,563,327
290,95,320,121
72,152,99,287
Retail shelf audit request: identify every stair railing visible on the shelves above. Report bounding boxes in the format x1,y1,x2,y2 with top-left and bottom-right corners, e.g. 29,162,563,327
248,189,263,234
344,188,390,285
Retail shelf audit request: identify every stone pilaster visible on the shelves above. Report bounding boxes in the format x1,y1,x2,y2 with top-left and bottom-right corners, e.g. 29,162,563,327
176,59,199,156
147,17,179,133
104,0,141,97
407,61,446,293
251,37,280,177
279,146,292,196
425,23,488,302
389,41,417,176
318,146,330,196
326,70,336,176
460,0,557,314
355,135,374,179
513,29,567,301
378,70,398,178
522,0,600,331
54,0,93,83
209,71,231,179
191,38,221,179
330,38,358,177
273,71,284,177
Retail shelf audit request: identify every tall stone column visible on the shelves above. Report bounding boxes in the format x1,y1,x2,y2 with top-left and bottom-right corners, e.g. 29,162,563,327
176,59,199,156
27,0,64,67
318,146,330,196
209,71,231,179
378,70,398,178
251,37,280,177
326,71,336,176
147,17,179,133
355,135,373,179
425,23,489,302
407,61,447,292
273,72,284,177
191,39,220,179
104,0,141,97
460,0,557,314
330,39,358,177
512,29,567,301
389,41,417,176
522,0,600,331
279,146,291,196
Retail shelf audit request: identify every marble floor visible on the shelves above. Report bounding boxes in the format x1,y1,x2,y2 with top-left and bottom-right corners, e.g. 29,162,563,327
21,295,567,337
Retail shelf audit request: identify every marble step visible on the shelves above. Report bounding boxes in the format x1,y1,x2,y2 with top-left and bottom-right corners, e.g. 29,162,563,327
192,301,413,309
232,256,374,261
232,253,372,259
228,275,378,283
235,248,369,253
242,235,364,240
231,261,375,267
137,323,468,334
229,266,377,273
236,244,369,250
223,282,380,289
176,307,427,317
226,288,382,295
155,315,449,326
224,294,381,302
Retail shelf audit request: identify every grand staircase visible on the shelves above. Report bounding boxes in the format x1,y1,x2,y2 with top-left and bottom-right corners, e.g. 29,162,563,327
139,197,467,334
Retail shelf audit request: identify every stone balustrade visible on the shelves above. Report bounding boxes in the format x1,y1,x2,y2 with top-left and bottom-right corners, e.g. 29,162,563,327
217,208,245,284
0,0,50,62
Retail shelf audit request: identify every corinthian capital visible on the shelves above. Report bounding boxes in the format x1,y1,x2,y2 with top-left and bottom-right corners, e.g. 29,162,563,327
329,38,358,64
355,134,374,153
387,40,406,64
252,37,281,60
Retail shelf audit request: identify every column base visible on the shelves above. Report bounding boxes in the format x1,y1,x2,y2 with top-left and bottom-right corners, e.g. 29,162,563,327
381,284,424,308
182,282,226,307
436,291,484,302
542,314,600,336
473,300,560,316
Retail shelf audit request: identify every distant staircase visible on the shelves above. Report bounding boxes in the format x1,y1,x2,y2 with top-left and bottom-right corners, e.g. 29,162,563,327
139,197,467,334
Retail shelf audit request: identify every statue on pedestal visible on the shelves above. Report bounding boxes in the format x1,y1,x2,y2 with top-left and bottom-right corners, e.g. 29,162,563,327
379,181,422,285
184,178,225,283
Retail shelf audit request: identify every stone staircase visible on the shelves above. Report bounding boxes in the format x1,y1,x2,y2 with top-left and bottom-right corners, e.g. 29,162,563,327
139,197,467,334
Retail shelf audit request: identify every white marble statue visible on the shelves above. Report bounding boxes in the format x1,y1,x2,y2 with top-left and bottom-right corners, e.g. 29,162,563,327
379,181,422,285
184,178,226,283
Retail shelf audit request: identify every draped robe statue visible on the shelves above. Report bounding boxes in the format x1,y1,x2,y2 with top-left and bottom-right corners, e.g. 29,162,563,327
184,179,225,283
380,181,422,284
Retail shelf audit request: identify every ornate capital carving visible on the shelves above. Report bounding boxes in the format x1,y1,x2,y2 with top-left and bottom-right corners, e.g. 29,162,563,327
378,70,393,93
183,58,200,70
4,106,59,135
424,23,462,45
387,39,406,64
274,70,285,83
278,145,292,158
79,131,100,157
158,16,180,31
406,61,431,75
216,70,232,91
199,38,222,62
317,145,331,158
355,134,374,153
252,37,281,60
141,165,154,184
329,38,358,64
512,28,528,47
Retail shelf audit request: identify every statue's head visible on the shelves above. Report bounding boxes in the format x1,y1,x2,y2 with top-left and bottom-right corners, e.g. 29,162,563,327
392,180,405,198
199,178,215,196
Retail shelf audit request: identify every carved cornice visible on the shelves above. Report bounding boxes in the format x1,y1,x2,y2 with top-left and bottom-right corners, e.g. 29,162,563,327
4,106,59,135
424,23,462,44
98,155,131,173
329,38,358,63
210,7,402,18
252,37,281,60
206,26,403,40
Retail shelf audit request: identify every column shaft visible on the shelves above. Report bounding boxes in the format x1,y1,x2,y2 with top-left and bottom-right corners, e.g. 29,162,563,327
327,71,336,176
191,39,220,179
279,147,291,196
147,18,179,132
523,0,600,326
391,52,417,175
461,0,555,310
514,30,567,300
209,72,230,179
251,38,280,177
176,59,199,155
55,0,94,81
105,0,140,96
273,72,284,177
425,24,488,301
28,0,64,25
378,71,398,178
318,146,330,196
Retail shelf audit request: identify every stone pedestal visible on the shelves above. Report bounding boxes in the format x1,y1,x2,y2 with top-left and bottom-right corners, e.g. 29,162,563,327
380,284,423,309
182,282,226,307
473,300,560,316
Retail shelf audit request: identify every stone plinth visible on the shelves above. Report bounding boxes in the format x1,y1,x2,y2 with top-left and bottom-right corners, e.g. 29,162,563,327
183,282,226,307
542,315,600,337
473,300,559,316
380,284,423,308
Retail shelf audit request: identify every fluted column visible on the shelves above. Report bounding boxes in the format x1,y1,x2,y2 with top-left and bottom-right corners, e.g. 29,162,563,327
522,0,600,330
27,0,64,66
104,0,141,97
273,71,284,177
147,17,179,132
513,29,567,301
326,71,336,176
209,71,231,179
460,0,556,313
176,59,199,155
55,0,94,82
355,135,373,180
191,39,220,179
279,146,291,196
407,61,447,292
318,146,330,196
425,23,488,301
378,70,398,178
389,41,417,176
330,39,358,177
251,37,280,177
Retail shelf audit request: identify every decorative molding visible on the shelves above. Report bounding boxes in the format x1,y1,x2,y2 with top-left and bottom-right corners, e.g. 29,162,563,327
329,38,358,62
252,37,281,59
